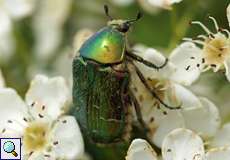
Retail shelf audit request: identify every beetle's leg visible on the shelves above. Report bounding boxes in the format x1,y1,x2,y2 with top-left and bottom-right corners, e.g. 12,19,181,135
126,50,168,70
128,90,149,133
128,90,161,152
120,75,152,143
130,61,182,110
119,69,150,137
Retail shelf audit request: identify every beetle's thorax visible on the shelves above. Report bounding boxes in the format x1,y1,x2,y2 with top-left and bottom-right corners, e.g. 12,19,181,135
79,26,126,64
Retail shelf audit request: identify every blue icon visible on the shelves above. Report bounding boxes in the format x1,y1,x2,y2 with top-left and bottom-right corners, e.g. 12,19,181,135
0,138,21,160
3,141,18,157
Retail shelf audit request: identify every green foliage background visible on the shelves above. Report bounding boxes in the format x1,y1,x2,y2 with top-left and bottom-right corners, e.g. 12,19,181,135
2,0,229,96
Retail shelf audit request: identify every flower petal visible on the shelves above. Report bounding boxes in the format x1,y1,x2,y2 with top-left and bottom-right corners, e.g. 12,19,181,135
210,123,230,148
33,0,72,59
0,88,28,137
152,110,185,148
0,10,11,34
0,10,14,62
162,128,205,160
181,97,221,138
224,58,230,82
136,0,161,14
173,83,201,109
24,152,55,160
139,0,183,9
216,85,230,121
25,75,70,120
206,147,230,160
34,26,61,59
51,116,84,160
187,72,230,121
4,0,35,19
126,139,158,160
169,42,203,86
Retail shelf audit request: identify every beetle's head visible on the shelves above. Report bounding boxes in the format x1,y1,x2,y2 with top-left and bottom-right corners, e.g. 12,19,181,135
104,5,142,33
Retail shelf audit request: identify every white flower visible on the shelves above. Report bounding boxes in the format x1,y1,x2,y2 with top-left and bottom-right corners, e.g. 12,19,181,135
134,42,202,86
126,129,230,160
187,71,230,124
25,75,71,120
137,0,183,10
33,0,73,60
184,60,230,159
130,44,220,147
169,42,203,86
183,4,230,81
0,10,14,62
0,0,35,62
0,75,84,159
2,0,35,19
183,74,230,157
162,129,205,160
126,138,158,160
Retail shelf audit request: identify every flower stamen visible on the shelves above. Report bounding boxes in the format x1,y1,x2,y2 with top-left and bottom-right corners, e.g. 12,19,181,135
44,154,50,158
53,141,58,145
191,21,213,34
38,113,44,118
197,35,208,40
31,102,35,107
185,16,230,74
220,28,230,37
208,16,219,32
23,122,49,153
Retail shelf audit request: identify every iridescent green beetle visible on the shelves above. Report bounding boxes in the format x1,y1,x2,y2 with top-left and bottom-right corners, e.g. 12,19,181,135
72,5,180,144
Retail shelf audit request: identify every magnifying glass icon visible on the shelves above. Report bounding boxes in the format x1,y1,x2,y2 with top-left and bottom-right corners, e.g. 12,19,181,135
3,141,18,157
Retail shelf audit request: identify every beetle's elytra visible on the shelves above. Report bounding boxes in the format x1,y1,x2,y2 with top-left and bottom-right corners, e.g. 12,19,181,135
72,60,131,143
72,5,181,144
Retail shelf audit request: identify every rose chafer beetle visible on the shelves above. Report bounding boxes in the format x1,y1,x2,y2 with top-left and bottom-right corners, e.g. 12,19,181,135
72,5,181,144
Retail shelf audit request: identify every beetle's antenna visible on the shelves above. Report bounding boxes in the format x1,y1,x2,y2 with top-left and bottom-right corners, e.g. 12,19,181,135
127,12,143,23
104,5,113,20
